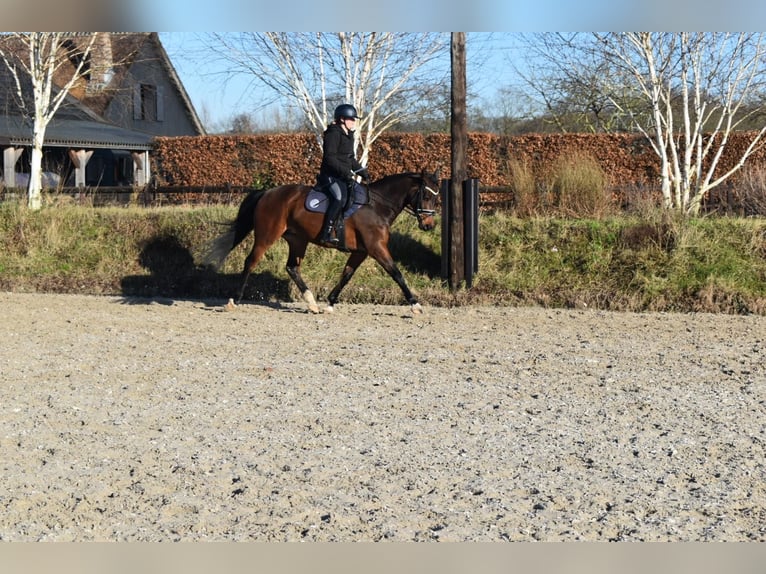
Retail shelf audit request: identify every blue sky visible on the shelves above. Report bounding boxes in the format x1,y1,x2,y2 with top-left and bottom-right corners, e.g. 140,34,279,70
6,0,763,128
159,32,524,130
5,0,766,33
131,0,766,34
147,0,766,131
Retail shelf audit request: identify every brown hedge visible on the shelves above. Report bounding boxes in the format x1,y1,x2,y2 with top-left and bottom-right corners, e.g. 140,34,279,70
153,131,766,189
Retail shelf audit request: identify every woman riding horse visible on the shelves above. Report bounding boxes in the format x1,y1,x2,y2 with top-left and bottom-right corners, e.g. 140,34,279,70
317,104,369,247
200,169,441,314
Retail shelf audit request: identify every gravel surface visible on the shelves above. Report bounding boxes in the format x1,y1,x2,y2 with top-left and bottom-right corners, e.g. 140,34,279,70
1,292,764,541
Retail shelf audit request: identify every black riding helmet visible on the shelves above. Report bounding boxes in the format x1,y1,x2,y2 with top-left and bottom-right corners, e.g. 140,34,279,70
334,104,360,121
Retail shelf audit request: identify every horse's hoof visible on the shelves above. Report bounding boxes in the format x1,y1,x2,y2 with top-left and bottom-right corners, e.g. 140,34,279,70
303,290,320,314
224,298,237,311
324,305,335,314
411,303,423,314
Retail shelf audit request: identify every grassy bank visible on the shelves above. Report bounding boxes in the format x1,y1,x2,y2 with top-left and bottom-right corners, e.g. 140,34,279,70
1,201,765,314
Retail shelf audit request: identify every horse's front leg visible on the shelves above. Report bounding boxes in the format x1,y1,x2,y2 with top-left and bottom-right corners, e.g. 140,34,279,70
285,238,320,314
370,247,422,314
326,251,368,313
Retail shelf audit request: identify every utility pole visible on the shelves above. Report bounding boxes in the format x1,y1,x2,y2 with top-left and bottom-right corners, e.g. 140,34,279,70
449,32,467,291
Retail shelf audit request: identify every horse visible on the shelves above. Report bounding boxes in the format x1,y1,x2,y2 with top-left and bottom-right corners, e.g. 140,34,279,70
200,169,441,314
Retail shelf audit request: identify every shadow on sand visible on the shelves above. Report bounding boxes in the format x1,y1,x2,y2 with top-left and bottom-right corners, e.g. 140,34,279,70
388,231,441,279
119,231,441,306
119,234,291,307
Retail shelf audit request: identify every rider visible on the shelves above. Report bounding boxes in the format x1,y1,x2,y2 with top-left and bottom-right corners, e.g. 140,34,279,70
317,103,369,245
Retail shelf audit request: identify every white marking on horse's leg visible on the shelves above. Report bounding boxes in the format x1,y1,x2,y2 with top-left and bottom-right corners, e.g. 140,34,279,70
303,290,320,314
411,302,423,315
324,304,335,314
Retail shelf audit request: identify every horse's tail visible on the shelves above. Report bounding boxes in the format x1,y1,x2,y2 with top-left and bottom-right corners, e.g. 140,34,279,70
198,189,266,270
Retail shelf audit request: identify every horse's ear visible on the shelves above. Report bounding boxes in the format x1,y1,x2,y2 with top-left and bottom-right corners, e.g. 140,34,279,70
433,167,442,181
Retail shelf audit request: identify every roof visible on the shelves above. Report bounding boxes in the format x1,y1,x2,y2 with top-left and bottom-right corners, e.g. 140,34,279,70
0,32,205,148
0,115,154,150
151,33,206,135
67,33,205,135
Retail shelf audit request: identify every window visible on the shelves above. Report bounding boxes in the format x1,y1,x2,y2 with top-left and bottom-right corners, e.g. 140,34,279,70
133,83,164,122
141,84,157,120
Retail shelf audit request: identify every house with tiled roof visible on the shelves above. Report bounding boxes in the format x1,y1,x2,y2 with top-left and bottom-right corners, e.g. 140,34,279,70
0,32,204,189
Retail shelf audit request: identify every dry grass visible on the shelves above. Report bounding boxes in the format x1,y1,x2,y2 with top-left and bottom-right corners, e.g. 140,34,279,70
546,152,615,218
739,164,766,216
505,152,616,218
1,200,764,314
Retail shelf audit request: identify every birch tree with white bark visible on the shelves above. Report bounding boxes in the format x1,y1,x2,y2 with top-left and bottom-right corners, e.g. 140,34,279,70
0,32,97,210
517,32,766,214
202,32,448,167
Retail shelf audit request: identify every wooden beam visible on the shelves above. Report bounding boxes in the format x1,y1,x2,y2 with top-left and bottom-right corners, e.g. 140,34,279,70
449,32,467,290
68,149,93,187
3,147,23,188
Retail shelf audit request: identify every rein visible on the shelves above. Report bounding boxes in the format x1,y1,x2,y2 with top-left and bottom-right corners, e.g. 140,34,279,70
365,173,439,225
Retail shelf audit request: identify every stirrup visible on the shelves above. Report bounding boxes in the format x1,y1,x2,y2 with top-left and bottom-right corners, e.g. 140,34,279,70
319,228,339,245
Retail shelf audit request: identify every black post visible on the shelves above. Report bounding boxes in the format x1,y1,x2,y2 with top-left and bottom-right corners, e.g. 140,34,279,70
440,178,451,281
463,178,479,287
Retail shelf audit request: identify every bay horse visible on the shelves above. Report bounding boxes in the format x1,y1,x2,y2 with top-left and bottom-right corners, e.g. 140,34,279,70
200,169,440,314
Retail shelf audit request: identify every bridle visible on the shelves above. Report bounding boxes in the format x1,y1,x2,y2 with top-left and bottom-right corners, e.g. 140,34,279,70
405,177,439,225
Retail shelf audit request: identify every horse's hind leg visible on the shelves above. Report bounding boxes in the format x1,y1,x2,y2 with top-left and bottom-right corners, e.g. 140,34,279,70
235,205,289,304
284,236,320,314
237,243,269,303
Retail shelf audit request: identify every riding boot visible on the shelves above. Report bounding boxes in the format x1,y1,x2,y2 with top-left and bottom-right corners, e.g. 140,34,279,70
334,217,346,251
319,202,341,245
319,222,338,245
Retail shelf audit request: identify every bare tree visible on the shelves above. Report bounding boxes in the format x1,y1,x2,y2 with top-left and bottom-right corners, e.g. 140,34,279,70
0,32,97,209
511,34,634,134
201,32,448,167
517,32,766,214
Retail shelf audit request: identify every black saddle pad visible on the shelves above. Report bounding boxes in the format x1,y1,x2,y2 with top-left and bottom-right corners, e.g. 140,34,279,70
305,183,369,217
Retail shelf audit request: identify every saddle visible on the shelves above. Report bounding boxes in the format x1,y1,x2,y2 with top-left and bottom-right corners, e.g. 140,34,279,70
305,181,369,218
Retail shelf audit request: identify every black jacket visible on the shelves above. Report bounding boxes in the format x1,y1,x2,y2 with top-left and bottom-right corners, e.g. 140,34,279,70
319,123,363,181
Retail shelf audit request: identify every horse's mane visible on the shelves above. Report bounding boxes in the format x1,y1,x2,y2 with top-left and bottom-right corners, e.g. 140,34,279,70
367,172,421,211
374,172,421,185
